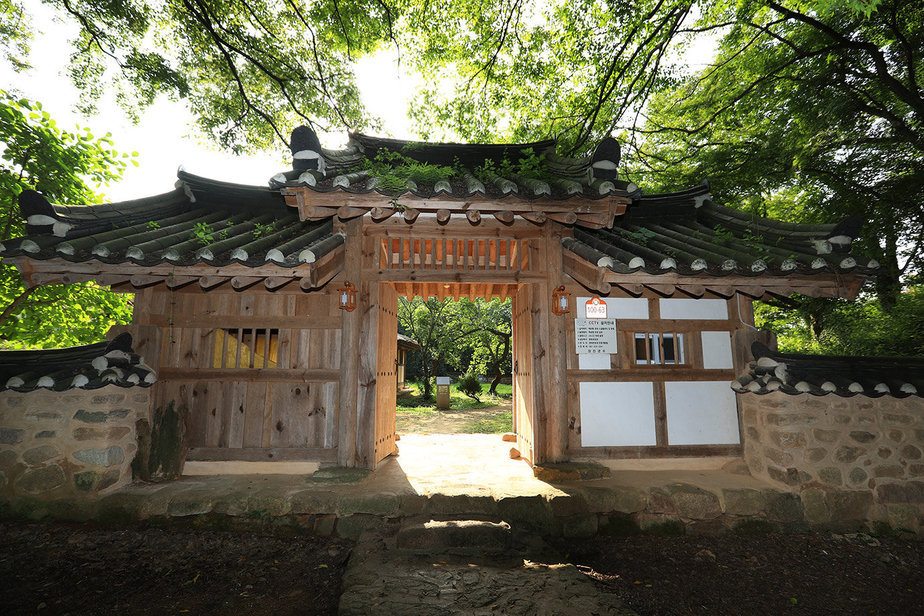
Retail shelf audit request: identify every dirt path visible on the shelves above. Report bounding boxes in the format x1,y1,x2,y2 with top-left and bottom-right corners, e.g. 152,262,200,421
396,401,512,434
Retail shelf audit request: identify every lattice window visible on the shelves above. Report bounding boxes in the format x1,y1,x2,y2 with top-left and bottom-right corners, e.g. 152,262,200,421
213,328,279,369
379,237,531,270
633,332,686,365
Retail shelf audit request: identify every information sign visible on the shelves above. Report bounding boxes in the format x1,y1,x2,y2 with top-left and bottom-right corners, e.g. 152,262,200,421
575,318,618,354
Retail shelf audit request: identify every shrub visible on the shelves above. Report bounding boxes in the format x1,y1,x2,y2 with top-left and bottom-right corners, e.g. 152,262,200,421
457,372,482,401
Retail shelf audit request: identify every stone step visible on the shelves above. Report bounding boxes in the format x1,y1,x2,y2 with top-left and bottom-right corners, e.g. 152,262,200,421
396,519,512,555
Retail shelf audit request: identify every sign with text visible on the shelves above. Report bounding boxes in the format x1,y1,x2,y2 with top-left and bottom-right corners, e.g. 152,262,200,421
585,297,608,319
575,318,618,354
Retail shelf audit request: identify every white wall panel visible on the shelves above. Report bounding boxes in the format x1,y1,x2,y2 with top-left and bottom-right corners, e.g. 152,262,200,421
578,297,649,319
578,354,611,370
579,382,657,446
701,331,734,369
665,381,740,445
659,298,728,320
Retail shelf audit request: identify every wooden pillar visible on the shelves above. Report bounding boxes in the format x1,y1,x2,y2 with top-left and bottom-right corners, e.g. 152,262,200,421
355,279,379,468
338,217,363,467
529,281,549,463
544,228,570,462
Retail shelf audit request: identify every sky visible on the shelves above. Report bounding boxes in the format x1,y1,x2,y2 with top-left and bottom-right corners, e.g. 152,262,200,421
2,4,421,202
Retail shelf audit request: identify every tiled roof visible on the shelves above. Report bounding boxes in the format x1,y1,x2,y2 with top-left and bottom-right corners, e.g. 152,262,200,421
565,182,878,278
732,342,923,398
0,333,155,392
0,171,341,268
271,129,639,202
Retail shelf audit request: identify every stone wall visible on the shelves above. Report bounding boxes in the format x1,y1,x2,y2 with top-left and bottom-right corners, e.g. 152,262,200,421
740,392,924,531
0,386,150,501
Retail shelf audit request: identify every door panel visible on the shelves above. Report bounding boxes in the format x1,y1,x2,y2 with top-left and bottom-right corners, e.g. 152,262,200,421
374,283,399,464
513,285,535,463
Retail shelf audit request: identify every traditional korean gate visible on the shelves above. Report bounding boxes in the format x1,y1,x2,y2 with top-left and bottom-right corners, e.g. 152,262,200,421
373,283,399,464
512,285,536,462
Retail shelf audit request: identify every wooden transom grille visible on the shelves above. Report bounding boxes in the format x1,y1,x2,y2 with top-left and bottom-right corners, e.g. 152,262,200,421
379,237,532,271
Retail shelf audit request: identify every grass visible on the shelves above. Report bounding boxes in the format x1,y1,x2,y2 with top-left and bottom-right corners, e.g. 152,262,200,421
396,381,512,413
396,380,513,434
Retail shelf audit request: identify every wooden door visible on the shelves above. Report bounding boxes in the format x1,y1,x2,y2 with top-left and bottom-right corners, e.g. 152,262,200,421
512,285,536,462
373,283,399,464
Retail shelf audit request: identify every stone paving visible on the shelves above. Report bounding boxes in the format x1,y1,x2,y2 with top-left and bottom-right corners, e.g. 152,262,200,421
338,519,636,616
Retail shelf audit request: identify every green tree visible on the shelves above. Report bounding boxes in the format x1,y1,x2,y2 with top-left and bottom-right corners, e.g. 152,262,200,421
0,90,133,348
397,296,512,399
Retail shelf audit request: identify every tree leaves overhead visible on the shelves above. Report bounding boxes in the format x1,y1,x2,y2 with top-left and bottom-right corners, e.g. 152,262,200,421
47,0,398,152
0,90,133,348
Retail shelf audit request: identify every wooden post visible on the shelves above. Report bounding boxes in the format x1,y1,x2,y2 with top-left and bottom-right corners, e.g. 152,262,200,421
355,278,379,468
338,217,363,467
544,228,570,462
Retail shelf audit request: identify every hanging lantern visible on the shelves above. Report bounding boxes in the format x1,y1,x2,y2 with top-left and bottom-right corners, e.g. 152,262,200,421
338,281,356,312
551,285,571,315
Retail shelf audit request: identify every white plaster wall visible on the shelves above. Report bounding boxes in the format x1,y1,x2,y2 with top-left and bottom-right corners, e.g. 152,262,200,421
700,331,734,369
579,382,657,446
576,297,648,369
659,298,728,320
578,297,649,319
665,381,740,445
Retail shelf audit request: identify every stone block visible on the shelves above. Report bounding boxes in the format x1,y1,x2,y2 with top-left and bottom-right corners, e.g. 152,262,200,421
97,468,121,491
338,492,399,517
722,488,765,516
560,514,599,538
548,493,585,517
5,396,22,407
886,504,920,533
289,489,341,515
834,415,852,425
35,431,55,439
818,467,843,486
770,431,807,449
396,493,427,516
397,520,512,553
74,470,103,492
496,496,553,532
335,514,385,540
849,431,877,444
876,481,924,504
878,447,893,459
804,448,828,463
828,490,873,521
646,488,678,514
766,447,794,466
73,427,131,441
107,409,131,419
800,488,829,524
848,467,868,485
73,446,124,467
873,465,904,478
882,414,913,425
834,445,865,463
766,413,818,427
25,411,61,422
15,464,66,494
900,445,922,460
22,445,59,466
813,429,841,444
763,491,805,523
598,513,641,536
73,410,107,423
767,465,811,486
428,494,498,517
91,394,126,405
909,464,924,477
0,449,18,470
667,483,722,520
888,430,904,442
0,428,24,444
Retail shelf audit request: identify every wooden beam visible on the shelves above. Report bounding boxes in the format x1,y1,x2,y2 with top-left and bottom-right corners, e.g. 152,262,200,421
493,210,514,224
546,212,578,225
199,276,230,290
403,208,420,223
165,275,197,289
231,276,263,290
370,207,396,221
129,275,162,288
646,284,676,297
337,206,366,220
436,209,452,224
264,277,292,290
520,211,547,225
465,210,481,225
